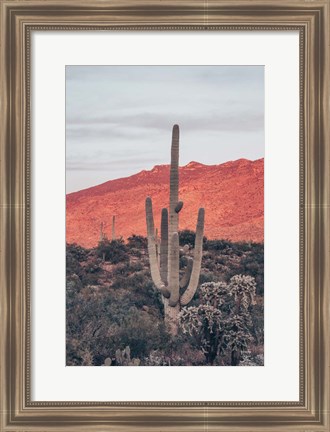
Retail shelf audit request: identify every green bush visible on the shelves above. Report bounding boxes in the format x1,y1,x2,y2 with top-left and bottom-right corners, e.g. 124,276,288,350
178,230,207,247
127,235,147,250
108,306,169,360
203,239,232,251
96,238,129,264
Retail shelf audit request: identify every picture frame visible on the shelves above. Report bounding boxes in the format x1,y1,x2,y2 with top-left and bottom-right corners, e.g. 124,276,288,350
0,0,329,430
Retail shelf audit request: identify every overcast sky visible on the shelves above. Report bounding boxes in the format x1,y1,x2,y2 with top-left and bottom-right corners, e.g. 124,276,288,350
66,66,264,193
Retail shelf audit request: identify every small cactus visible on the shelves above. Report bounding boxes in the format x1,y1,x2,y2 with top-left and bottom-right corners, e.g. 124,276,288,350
100,222,105,241
104,357,112,366
112,215,116,240
115,346,140,366
130,358,141,366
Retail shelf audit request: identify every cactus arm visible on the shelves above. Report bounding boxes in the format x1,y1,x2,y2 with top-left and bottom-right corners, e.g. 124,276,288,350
157,230,161,266
168,232,180,307
155,228,159,263
160,208,168,284
145,197,170,297
175,201,183,213
180,208,205,306
179,257,193,288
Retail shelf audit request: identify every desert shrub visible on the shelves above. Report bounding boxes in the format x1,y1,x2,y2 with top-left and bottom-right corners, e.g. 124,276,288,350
107,306,169,360
226,243,264,295
66,243,85,278
127,235,147,250
215,255,227,265
111,261,144,279
233,241,253,253
84,260,101,274
179,230,207,247
66,243,89,261
96,238,129,264
111,270,148,290
66,243,101,286
66,293,111,365
249,302,264,346
129,247,142,257
111,270,162,311
178,230,196,246
144,342,205,366
204,239,232,251
202,251,217,271
239,350,264,366
110,274,129,289
67,288,161,365
239,245,264,295
128,261,144,272
199,271,217,284
111,262,131,276
66,274,83,298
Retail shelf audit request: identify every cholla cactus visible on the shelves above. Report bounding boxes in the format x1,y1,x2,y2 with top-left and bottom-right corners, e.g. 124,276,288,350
228,274,256,310
179,277,256,365
145,125,205,335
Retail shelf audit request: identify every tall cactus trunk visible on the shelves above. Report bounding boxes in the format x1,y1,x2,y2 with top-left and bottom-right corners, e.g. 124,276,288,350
169,124,179,237
145,125,205,336
163,298,180,336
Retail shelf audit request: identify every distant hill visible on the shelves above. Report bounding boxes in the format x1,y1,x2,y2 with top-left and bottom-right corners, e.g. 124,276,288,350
66,158,264,248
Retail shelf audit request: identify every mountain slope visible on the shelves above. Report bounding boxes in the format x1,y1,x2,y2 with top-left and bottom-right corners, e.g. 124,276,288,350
66,158,264,248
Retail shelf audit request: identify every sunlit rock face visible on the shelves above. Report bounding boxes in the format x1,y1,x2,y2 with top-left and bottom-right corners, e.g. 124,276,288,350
66,158,264,248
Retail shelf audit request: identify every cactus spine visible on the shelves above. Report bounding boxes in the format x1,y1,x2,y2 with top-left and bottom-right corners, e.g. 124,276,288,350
145,125,205,335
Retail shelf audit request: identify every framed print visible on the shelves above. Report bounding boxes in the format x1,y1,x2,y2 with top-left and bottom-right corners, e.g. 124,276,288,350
65,64,266,368
0,0,329,431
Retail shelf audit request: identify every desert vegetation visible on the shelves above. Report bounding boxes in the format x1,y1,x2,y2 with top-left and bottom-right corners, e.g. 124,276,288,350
66,235,263,366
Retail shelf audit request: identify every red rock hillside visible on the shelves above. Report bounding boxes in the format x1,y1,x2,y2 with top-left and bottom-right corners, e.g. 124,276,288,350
66,158,264,248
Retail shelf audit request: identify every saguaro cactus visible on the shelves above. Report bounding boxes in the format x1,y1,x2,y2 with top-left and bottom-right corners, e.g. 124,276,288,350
145,125,205,335
112,215,116,241
100,222,105,242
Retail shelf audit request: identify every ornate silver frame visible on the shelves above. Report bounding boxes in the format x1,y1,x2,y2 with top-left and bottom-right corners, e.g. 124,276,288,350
0,1,329,430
